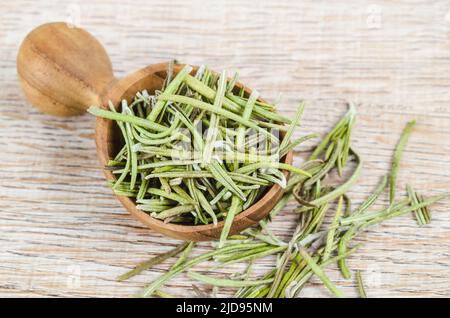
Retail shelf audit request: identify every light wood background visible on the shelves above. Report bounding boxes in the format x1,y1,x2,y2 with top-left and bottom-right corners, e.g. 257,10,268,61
1,0,449,298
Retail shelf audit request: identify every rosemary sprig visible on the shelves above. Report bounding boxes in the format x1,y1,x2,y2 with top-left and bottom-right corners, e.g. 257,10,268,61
147,65,193,121
323,196,344,261
279,102,305,151
203,70,227,163
87,106,167,132
187,271,274,288
219,196,243,247
298,247,345,298
116,241,189,281
407,184,431,226
352,175,387,216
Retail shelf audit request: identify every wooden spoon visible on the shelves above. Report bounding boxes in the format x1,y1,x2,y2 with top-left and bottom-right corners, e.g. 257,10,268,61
17,22,294,241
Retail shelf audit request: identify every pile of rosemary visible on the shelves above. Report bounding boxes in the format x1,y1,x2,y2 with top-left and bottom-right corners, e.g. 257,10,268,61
89,64,313,244
88,64,448,298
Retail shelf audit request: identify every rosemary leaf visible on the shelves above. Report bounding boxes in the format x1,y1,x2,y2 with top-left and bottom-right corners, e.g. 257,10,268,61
356,271,367,298
117,241,189,281
188,271,274,288
298,247,345,298
389,120,416,205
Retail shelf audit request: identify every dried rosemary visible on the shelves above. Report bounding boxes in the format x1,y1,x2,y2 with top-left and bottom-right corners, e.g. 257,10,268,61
91,64,448,298
89,63,311,242
119,109,447,298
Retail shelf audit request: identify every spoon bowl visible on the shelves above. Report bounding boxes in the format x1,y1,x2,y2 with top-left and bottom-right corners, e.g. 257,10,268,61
17,22,293,241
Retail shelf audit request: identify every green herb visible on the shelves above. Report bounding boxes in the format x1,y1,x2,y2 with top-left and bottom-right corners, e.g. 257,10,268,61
89,65,303,235
91,65,448,298
219,196,242,247
153,290,177,298
352,175,387,216
184,74,291,124
407,184,431,226
187,271,274,287
210,161,246,201
279,103,304,151
203,70,227,163
140,243,268,297
337,226,357,279
87,106,167,132
171,242,195,270
298,247,345,298
151,205,196,220
356,271,367,298
147,65,193,121
323,196,343,261
390,120,416,204
116,241,189,281
236,90,259,149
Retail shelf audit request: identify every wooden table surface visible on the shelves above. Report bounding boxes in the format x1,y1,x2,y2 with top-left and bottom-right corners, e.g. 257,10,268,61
1,0,449,298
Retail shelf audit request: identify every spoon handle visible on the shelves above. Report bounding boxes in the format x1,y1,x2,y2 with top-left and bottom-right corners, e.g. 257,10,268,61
17,22,115,116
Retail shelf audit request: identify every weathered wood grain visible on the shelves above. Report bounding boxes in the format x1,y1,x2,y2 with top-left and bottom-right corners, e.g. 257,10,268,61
0,0,449,297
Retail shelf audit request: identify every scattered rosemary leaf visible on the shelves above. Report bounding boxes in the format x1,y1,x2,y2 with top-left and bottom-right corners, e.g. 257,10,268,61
116,241,189,281
298,247,345,298
389,120,416,205
356,271,367,298
188,271,274,288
